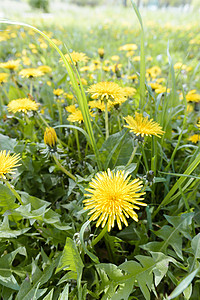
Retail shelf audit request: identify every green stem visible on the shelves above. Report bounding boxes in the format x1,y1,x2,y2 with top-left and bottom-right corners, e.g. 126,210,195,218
53,155,76,181
141,143,149,172
30,80,33,96
126,144,138,167
75,128,81,160
3,180,23,205
91,225,108,247
104,100,109,140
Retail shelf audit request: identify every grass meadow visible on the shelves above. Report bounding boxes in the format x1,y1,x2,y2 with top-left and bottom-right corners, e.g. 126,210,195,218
0,1,200,299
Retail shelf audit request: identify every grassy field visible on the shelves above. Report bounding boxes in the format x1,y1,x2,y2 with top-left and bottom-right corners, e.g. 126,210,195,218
0,1,200,299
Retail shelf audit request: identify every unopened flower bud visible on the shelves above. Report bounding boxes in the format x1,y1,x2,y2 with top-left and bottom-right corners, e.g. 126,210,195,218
44,127,57,148
98,48,105,60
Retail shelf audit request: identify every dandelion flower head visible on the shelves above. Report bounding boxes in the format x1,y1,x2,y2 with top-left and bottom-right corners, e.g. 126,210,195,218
87,81,127,103
83,169,146,232
19,68,44,78
62,51,89,65
124,112,164,138
0,150,21,178
7,98,39,114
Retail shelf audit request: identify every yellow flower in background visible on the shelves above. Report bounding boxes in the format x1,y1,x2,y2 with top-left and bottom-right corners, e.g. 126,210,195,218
22,56,31,66
174,62,187,70
146,66,161,78
19,68,44,78
38,65,52,74
119,44,138,51
148,82,162,90
87,81,127,103
111,55,120,61
65,105,77,113
44,127,57,148
188,134,200,144
53,89,64,96
133,56,140,62
89,100,111,112
7,98,39,114
123,87,137,97
62,51,89,65
98,48,105,59
186,90,200,102
67,109,84,123
0,73,9,84
124,113,164,138
0,150,21,178
67,108,94,123
83,169,146,232
0,59,20,71
40,42,48,49
197,120,200,129
155,86,170,94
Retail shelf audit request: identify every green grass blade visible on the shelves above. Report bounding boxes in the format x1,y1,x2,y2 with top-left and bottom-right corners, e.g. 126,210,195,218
131,1,145,111
168,268,199,300
153,152,200,218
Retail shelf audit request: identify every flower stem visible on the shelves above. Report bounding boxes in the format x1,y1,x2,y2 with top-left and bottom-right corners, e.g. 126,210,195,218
126,144,138,167
91,224,108,247
3,179,23,205
141,143,149,172
30,80,33,96
53,154,76,182
104,100,109,140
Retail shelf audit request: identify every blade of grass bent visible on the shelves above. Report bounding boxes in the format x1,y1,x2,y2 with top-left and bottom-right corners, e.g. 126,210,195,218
131,1,146,111
0,19,101,170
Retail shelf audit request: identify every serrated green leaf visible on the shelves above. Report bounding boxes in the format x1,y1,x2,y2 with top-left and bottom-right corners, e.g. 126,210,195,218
0,216,30,238
56,237,83,287
0,183,18,211
0,134,17,152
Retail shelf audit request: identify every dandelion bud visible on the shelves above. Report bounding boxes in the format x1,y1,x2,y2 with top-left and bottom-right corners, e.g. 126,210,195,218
44,127,57,148
98,48,105,60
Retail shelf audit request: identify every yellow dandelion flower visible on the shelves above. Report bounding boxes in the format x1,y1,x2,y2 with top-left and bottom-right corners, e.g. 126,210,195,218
155,86,170,94
0,59,20,71
53,89,64,96
186,91,200,102
62,51,89,65
197,120,200,129
19,68,44,78
37,65,52,74
67,109,84,123
119,44,138,51
7,98,39,114
111,55,120,61
188,134,200,144
22,56,31,66
83,169,146,232
146,66,161,78
89,100,111,112
148,82,162,90
44,127,57,148
123,87,137,97
174,62,187,70
87,81,127,103
65,105,77,113
124,112,164,138
0,73,9,84
133,56,140,62
0,150,21,178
